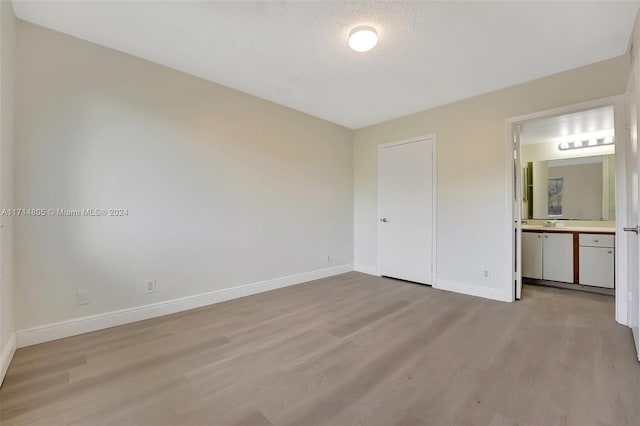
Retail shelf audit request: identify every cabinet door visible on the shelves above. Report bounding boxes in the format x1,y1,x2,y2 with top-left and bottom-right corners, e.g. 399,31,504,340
579,247,615,288
542,233,574,283
522,232,543,279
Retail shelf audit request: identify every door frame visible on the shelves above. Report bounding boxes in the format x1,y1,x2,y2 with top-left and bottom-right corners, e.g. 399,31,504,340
377,134,437,285
505,95,629,325
514,124,523,299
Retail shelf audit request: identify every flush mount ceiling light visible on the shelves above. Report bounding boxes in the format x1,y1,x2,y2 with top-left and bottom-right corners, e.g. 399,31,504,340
348,26,378,52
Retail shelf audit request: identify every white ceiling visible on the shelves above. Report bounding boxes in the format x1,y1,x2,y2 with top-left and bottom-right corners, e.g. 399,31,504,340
12,1,639,129
520,106,615,145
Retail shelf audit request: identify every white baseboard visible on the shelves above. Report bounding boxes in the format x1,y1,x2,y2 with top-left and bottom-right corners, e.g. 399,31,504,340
1,333,16,386
16,264,354,348
353,264,379,276
435,279,506,302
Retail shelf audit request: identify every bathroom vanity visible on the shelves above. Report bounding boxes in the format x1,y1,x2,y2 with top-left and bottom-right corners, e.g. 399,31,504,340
522,225,615,288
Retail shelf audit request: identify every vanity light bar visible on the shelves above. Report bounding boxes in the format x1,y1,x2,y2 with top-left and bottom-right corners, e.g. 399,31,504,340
558,136,614,151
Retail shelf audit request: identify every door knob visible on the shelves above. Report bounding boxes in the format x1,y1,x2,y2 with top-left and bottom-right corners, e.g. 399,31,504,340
380,218,389,223
623,226,639,234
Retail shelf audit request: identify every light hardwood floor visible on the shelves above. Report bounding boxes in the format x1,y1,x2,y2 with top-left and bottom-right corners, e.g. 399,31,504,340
1,272,639,425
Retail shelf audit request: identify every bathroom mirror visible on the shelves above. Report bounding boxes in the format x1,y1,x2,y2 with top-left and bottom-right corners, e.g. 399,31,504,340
522,154,615,221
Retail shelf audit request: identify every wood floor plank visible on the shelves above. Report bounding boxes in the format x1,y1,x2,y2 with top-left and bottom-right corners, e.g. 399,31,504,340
1,273,638,426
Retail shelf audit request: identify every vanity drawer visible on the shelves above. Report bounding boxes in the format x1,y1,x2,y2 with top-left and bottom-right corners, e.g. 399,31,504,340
579,234,614,248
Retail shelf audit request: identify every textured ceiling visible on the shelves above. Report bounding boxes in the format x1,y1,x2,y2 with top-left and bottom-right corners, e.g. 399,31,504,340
520,106,615,145
12,1,639,129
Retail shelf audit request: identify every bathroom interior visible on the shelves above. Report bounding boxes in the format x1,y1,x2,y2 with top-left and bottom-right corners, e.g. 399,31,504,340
519,106,617,296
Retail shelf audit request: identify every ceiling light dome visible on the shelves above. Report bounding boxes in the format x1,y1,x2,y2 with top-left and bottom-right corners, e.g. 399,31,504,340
348,26,378,52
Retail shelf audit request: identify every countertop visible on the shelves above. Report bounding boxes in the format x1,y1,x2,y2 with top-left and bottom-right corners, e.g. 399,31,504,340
522,225,616,233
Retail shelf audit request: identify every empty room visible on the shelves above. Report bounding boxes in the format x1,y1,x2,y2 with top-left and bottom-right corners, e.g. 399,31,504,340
1,1,640,425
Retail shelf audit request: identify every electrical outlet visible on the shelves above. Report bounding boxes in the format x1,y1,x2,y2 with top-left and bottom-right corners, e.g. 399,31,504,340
145,279,156,294
483,270,490,279
77,290,89,305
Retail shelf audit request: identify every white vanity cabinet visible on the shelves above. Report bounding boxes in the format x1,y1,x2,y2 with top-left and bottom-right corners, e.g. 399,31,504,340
522,232,543,279
579,234,615,288
522,231,573,283
522,229,616,288
542,233,574,283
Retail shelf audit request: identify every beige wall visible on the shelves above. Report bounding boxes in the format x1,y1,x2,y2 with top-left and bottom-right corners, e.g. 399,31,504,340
354,56,629,299
15,22,354,330
0,0,16,376
521,140,615,162
548,162,603,220
603,153,616,220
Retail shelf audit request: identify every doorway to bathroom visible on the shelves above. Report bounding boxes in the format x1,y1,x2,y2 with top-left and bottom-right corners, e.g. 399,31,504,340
507,95,631,326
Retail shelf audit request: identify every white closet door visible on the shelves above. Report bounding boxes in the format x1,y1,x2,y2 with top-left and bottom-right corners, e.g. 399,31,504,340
378,138,434,284
624,57,640,358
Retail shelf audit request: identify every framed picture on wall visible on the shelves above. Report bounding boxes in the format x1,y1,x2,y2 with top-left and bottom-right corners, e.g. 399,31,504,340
548,177,564,217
